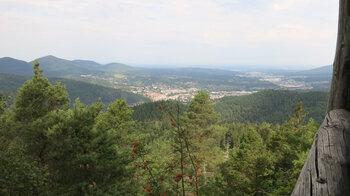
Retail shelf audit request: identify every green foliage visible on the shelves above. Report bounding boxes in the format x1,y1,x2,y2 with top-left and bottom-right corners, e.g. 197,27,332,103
0,139,41,195
269,106,318,195
186,90,220,127
46,99,133,195
132,100,187,122
0,62,137,195
182,91,225,194
51,77,150,106
14,61,70,122
0,94,6,114
216,103,318,195
0,63,322,195
0,109,41,195
220,129,275,195
215,89,328,124
95,98,136,149
0,73,150,106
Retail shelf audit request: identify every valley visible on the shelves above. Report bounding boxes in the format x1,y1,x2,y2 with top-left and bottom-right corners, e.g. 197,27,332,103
0,55,331,104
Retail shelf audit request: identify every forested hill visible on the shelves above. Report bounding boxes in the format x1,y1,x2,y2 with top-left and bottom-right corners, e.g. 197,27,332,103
0,56,137,77
0,73,150,105
132,100,187,121
215,90,328,124
131,90,328,124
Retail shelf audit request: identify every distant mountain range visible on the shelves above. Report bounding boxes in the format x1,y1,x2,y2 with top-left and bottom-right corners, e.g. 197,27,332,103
0,55,333,122
284,65,333,82
0,55,244,79
0,55,332,79
0,57,34,76
0,55,332,105
302,65,333,75
0,55,138,77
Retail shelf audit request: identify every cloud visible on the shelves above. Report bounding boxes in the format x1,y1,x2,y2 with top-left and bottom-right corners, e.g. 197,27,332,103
0,0,339,66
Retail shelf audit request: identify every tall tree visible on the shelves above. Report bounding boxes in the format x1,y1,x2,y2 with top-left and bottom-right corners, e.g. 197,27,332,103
183,91,224,194
220,129,274,195
0,93,41,195
46,99,134,195
10,61,70,194
14,60,69,122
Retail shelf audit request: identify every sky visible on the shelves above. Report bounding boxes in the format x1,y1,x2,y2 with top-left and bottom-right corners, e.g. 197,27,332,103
0,0,339,69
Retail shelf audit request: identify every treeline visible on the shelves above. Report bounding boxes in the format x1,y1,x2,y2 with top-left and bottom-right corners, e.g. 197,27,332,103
132,100,187,122
215,90,328,124
132,90,328,125
0,63,319,195
0,73,150,106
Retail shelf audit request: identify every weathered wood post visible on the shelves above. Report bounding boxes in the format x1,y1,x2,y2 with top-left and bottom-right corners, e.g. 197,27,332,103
292,0,350,195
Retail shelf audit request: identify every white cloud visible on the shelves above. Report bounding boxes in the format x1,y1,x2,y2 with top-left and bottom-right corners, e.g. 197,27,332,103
0,0,339,66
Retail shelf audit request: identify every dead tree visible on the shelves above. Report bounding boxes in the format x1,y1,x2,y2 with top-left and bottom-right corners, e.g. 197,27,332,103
292,0,350,195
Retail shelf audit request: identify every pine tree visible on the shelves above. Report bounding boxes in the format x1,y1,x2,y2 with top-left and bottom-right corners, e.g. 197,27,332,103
182,91,224,194
8,61,70,194
0,94,40,195
95,98,135,149
269,103,318,195
220,129,274,195
0,93,5,115
46,99,135,195
185,90,219,127
14,60,69,122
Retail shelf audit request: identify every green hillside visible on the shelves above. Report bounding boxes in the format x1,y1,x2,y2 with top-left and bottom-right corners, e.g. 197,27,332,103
0,56,136,77
215,90,328,124
0,57,33,75
132,100,187,121
131,90,328,124
32,55,105,76
0,73,150,106
0,76,319,195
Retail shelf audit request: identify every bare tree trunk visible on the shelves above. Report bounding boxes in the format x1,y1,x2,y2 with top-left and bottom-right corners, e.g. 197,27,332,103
328,0,350,112
292,109,350,195
292,0,350,195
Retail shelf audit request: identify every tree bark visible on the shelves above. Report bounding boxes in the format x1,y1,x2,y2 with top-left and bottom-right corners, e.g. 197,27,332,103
292,109,350,195
327,0,350,112
293,0,350,195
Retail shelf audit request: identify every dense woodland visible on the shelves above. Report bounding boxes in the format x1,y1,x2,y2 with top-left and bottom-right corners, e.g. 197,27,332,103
133,90,328,125
215,90,328,124
0,73,150,106
0,63,320,195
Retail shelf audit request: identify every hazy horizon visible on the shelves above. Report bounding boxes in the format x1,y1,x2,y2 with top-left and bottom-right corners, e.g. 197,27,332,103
1,0,338,69
2,54,330,71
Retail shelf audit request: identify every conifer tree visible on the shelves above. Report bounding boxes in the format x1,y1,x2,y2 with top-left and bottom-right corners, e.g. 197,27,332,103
186,90,219,127
14,60,69,122
95,98,135,149
9,61,70,194
182,91,224,193
270,103,318,195
220,129,274,195
0,93,40,195
0,93,5,114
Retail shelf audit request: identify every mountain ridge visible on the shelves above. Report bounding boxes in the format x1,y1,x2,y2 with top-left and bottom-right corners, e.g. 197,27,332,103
0,56,333,76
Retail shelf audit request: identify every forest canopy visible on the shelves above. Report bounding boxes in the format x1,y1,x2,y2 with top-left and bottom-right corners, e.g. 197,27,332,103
0,63,318,195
